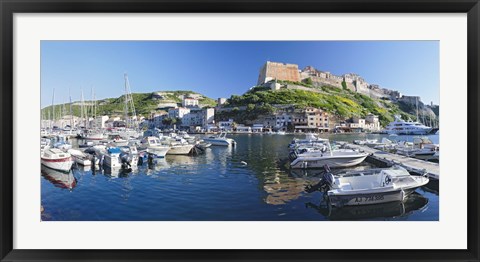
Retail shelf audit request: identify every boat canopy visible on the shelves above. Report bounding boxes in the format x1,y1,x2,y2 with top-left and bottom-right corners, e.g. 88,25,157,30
107,147,122,154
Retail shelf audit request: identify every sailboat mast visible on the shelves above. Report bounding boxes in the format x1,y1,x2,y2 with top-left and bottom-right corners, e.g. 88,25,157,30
124,73,129,128
69,89,73,131
52,88,55,128
415,97,419,122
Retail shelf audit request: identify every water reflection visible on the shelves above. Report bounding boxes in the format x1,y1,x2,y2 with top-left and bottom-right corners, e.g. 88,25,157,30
41,165,77,190
306,192,429,220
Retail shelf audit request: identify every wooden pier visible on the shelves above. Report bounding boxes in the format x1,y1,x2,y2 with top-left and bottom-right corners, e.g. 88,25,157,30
341,143,439,180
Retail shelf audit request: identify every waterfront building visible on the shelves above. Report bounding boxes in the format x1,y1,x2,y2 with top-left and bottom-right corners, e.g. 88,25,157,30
94,115,109,129
365,113,381,131
218,119,234,131
252,124,264,133
168,107,190,119
236,125,252,133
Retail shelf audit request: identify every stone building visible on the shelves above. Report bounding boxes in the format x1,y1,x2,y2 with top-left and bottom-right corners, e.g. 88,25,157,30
257,61,301,85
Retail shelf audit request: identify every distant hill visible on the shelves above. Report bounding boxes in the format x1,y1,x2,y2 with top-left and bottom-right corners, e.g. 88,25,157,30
42,91,217,118
218,82,438,127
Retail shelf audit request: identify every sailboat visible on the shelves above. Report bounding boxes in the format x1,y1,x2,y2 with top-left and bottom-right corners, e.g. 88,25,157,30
118,73,142,140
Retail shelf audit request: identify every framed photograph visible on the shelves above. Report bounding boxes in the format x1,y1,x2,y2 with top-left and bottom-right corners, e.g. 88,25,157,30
1,0,479,261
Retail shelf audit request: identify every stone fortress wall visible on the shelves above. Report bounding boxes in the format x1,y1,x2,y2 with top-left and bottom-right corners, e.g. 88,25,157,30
257,61,403,101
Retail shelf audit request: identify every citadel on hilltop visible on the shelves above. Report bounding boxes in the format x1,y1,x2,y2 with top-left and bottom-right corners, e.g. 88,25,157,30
257,61,402,100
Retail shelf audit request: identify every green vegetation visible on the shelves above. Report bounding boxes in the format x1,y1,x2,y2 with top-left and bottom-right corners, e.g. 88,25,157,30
222,85,417,127
42,91,217,119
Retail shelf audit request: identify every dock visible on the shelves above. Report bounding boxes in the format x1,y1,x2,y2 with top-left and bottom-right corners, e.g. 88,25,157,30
341,143,439,180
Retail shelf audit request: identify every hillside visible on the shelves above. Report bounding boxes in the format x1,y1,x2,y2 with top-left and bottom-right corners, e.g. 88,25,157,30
219,83,438,127
42,91,217,118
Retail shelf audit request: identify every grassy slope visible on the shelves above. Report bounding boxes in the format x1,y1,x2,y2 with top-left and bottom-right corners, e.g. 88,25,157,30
224,84,416,127
42,91,217,118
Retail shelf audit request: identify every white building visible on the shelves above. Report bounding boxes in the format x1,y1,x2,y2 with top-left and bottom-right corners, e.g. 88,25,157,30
252,124,264,133
218,119,234,131
168,107,191,119
182,97,199,108
203,108,215,128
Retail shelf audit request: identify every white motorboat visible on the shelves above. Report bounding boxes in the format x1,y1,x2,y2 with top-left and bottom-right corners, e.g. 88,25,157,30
203,132,236,146
138,136,170,158
289,139,368,169
396,137,439,161
317,165,429,207
95,146,122,169
382,115,432,135
167,143,195,155
67,149,92,166
41,148,74,172
79,130,105,140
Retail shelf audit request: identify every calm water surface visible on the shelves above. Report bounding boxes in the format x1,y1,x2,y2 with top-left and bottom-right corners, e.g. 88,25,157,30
41,133,439,221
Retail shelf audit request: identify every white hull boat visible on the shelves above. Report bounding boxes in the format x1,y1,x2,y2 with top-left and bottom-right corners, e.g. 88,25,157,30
382,115,432,135
290,152,368,169
41,148,74,172
138,137,170,158
94,146,122,169
203,132,236,146
67,149,92,166
289,138,368,169
314,166,429,207
167,144,195,155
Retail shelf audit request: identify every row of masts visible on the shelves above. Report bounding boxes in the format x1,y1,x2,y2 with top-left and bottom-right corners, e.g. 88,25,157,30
42,74,138,130
415,96,439,129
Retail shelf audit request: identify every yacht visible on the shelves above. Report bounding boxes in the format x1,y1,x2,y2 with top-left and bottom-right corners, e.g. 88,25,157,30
383,115,432,135
203,132,236,146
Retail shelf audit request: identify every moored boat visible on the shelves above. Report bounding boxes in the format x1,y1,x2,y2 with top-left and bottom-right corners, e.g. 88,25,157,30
203,132,236,146
289,138,368,169
41,148,74,172
308,165,429,207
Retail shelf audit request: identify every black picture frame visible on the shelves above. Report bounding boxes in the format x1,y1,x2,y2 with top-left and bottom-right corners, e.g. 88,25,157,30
1,0,479,261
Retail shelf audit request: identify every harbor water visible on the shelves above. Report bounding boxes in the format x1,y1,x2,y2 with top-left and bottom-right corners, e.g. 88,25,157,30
41,133,439,221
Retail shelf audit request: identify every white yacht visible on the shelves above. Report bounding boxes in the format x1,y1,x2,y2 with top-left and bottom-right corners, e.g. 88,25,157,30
289,138,368,169
383,115,432,135
203,132,236,146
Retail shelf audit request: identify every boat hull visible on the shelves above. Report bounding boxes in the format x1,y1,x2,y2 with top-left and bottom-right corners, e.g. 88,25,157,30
146,146,170,157
203,139,232,146
290,154,368,169
167,144,194,155
41,157,74,172
328,189,405,207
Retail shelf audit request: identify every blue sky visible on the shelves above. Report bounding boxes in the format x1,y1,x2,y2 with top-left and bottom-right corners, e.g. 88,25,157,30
41,41,439,108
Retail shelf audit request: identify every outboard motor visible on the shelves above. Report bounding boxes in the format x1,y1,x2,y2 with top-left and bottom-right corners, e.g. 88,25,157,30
288,150,298,161
305,164,334,193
